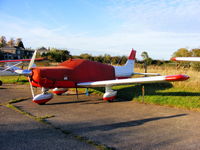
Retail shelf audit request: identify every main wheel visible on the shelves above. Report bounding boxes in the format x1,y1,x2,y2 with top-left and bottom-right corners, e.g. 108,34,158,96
0,80,2,86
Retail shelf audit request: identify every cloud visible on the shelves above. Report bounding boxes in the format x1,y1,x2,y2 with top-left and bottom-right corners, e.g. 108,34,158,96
108,0,200,32
0,0,200,60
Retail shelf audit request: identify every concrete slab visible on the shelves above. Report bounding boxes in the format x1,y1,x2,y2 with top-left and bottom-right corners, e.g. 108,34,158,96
0,84,31,104
1,84,200,150
0,106,97,150
12,85,200,150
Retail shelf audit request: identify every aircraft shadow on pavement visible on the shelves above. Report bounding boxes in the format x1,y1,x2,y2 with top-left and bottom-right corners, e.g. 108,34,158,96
76,114,187,132
46,100,91,105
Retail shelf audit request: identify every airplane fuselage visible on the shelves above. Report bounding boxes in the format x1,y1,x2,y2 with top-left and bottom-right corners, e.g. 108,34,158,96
31,59,117,88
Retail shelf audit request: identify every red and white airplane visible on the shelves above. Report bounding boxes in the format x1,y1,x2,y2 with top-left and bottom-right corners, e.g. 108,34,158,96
171,57,200,62
14,49,189,105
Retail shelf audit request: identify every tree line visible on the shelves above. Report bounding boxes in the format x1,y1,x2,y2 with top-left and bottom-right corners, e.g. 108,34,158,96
0,36,25,48
37,47,128,65
38,47,200,71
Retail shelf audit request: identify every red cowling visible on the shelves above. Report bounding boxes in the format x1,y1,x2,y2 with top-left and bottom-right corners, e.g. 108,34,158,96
31,59,115,88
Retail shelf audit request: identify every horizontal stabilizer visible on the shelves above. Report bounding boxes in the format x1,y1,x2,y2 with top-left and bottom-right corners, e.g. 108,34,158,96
128,49,136,60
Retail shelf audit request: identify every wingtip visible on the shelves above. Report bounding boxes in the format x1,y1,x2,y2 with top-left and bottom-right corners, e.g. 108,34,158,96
165,74,189,81
171,57,177,61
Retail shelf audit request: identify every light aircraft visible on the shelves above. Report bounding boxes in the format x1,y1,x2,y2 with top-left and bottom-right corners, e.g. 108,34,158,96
171,57,200,62
13,49,189,105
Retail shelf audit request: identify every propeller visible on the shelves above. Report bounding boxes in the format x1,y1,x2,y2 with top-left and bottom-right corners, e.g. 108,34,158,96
28,50,37,70
28,77,35,98
2,62,22,72
14,50,37,76
26,50,37,98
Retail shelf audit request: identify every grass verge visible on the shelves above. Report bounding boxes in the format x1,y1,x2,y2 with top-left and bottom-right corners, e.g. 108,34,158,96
0,76,28,84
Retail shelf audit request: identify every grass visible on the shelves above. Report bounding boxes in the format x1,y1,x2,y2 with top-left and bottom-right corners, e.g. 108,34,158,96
134,65,200,91
8,97,30,104
90,65,200,111
134,65,200,110
0,76,28,84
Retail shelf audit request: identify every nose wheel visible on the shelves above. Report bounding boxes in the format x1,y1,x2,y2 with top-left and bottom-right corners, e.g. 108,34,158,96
32,87,54,105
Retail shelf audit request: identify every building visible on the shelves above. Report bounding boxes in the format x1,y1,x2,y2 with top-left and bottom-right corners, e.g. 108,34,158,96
37,47,50,55
0,47,34,60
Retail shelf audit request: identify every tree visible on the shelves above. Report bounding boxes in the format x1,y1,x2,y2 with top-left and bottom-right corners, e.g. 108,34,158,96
111,56,120,65
172,48,192,68
103,54,112,64
7,38,15,47
80,53,92,60
191,48,200,71
93,55,103,63
0,36,7,47
119,56,127,65
172,48,192,57
141,51,152,65
45,48,71,62
16,38,25,49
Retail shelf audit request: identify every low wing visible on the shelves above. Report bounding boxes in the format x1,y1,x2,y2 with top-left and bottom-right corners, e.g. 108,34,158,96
78,74,189,87
0,58,44,63
171,57,200,62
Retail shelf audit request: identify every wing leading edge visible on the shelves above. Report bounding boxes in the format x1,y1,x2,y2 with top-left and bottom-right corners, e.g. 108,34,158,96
77,74,189,87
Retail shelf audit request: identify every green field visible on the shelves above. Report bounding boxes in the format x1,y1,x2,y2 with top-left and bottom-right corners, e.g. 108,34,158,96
0,76,28,84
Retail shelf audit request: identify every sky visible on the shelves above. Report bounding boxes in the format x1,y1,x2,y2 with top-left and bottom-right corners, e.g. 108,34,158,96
0,0,200,60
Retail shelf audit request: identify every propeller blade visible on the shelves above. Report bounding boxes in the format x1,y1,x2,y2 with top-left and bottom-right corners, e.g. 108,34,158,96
28,77,35,98
28,50,37,70
2,62,22,72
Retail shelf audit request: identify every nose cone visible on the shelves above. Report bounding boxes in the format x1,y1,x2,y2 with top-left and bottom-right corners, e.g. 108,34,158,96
15,69,32,76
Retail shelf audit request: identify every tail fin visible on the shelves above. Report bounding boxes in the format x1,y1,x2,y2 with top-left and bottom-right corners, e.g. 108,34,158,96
114,49,136,78
128,49,136,60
